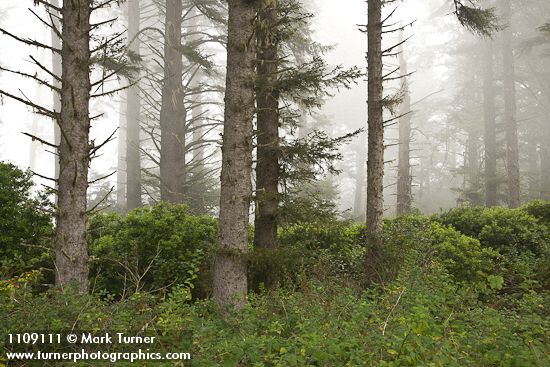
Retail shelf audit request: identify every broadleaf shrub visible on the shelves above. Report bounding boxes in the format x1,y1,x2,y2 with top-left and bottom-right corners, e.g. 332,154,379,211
0,162,53,279
436,206,548,255
2,274,548,366
384,215,498,284
436,206,550,292
521,200,550,227
250,221,365,288
88,203,217,297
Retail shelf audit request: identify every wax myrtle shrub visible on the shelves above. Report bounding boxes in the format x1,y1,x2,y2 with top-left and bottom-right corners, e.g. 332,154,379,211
0,162,53,279
1,206,549,366
436,206,548,255
368,214,498,286
1,264,548,366
436,206,550,292
88,203,217,298
248,220,365,290
249,214,498,291
521,200,550,227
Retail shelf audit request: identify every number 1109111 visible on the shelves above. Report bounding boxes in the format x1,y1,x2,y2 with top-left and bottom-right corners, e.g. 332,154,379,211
8,333,61,345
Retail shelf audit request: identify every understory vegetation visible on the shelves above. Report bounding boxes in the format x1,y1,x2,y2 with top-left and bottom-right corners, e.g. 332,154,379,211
1,163,549,366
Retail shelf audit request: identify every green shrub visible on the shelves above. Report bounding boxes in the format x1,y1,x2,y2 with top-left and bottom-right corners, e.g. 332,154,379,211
88,203,217,298
252,215,498,290
249,221,365,290
0,162,53,279
381,215,433,281
159,273,550,367
384,215,498,284
1,252,548,367
436,206,550,292
521,200,550,226
278,220,361,252
436,206,549,256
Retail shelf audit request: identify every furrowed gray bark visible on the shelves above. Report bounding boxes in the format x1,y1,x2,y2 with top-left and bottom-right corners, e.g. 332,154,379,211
254,0,279,250
213,0,258,311
126,0,142,210
365,0,384,283
55,0,92,292
160,0,186,204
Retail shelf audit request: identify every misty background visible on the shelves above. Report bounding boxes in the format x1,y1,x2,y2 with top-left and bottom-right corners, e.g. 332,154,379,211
1,0,548,218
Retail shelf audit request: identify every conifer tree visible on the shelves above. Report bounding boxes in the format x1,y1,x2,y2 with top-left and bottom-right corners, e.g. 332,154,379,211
213,0,258,311
254,0,280,250
159,0,186,204
365,0,384,283
253,0,361,252
0,0,137,291
136,0,225,210
126,0,142,210
500,0,520,208
396,30,412,216
363,0,498,283
482,40,498,207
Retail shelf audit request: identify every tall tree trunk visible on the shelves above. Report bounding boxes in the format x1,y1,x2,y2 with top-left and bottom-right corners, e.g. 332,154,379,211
126,0,142,210
526,131,539,201
188,8,207,214
396,31,412,216
213,0,257,311
482,41,498,207
365,0,384,283
117,90,126,209
501,0,520,208
160,0,186,204
541,125,550,200
464,58,481,205
254,0,279,250
55,0,92,292
465,129,481,202
353,136,366,221
51,0,61,192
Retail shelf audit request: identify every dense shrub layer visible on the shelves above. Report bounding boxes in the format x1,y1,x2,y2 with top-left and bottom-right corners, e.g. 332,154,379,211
1,270,548,366
88,203,218,297
1,201,550,365
436,206,550,291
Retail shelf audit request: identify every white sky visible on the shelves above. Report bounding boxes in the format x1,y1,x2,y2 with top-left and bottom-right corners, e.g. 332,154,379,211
0,0,457,210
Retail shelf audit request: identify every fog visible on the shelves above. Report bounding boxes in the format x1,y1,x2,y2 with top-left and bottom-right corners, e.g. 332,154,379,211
1,0,549,219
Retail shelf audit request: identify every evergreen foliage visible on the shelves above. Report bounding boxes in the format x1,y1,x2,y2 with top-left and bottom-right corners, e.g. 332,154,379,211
452,0,500,36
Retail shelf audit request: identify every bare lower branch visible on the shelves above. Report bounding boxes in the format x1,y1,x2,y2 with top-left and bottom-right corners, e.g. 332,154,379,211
88,171,116,185
0,66,60,92
0,89,58,119
0,27,60,53
22,132,58,149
